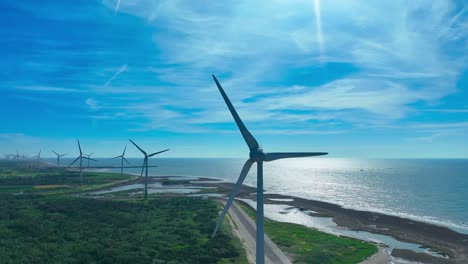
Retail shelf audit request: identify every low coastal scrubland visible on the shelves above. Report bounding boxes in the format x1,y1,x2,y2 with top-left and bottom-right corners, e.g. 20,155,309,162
0,160,381,263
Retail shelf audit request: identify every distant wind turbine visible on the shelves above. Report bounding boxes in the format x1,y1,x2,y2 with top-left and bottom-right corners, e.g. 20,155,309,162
112,146,130,177
69,140,96,185
32,150,42,161
210,75,328,264
52,151,68,167
129,139,169,200
85,153,94,167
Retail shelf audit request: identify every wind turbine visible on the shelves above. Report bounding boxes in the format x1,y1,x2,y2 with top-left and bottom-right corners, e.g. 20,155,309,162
69,140,96,185
85,153,94,167
129,139,169,200
32,150,42,161
52,151,68,167
210,75,328,264
112,146,130,177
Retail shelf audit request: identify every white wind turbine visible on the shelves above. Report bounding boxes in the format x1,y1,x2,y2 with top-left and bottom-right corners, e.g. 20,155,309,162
129,139,169,200
85,153,94,167
210,75,328,264
69,140,96,185
112,146,130,177
52,151,68,167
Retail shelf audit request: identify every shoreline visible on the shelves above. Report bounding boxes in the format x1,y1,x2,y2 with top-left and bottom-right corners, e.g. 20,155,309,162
194,180,468,264
142,174,467,234
78,170,468,263
143,175,465,264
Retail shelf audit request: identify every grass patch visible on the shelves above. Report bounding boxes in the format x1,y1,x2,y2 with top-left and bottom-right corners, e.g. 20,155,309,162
238,202,377,264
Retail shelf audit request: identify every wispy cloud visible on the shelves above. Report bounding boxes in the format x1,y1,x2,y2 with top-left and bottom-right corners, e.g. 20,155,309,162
408,122,468,130
423,108,468,113
3,0,466,156
96,0,466,132
14,86,82,93
104,64,128,86
114,0,121,16
85,98,100,110
313,0,325,61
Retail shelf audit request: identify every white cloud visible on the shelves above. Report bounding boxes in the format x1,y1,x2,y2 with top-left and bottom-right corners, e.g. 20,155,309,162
104,64,128,86
85,98,100,110
259,78,442,119
114,0,121,16
313,0,325,61
14,86,82,93
95,0,467,133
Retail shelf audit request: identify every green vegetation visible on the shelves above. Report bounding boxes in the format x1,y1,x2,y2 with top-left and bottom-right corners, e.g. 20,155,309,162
238,202,378,264
0,161,378,263
0,161,247,263
0,194,247,264
0,161,133,196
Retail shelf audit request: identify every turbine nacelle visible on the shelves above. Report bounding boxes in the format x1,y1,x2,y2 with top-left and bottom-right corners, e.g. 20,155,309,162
249,147,266,162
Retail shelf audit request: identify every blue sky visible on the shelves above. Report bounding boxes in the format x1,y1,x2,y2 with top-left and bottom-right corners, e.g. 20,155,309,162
1,0,467,158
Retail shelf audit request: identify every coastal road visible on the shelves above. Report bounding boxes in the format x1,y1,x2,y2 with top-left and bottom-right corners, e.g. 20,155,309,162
225,200,292,264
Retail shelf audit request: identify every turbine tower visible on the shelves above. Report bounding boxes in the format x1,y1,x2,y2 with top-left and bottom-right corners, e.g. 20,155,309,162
210,75,328,264
69,140,96,185
129,139,169,200
52,151,68,167
112,146,130,177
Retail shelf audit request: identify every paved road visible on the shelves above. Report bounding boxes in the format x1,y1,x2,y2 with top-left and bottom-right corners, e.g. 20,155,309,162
226,200,292,264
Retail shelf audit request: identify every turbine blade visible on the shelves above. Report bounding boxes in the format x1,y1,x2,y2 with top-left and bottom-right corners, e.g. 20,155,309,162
83,157,97,161
111,155,121,159
68,157,80,167
52,151,59,156
60,153,68,157
212,159,254,238
140,159,146,177
148,149,170,157
123,157,130,164
123,145,127,156
264,152,328,162
129,139,146,155
77,140,82,155
212,75,259,150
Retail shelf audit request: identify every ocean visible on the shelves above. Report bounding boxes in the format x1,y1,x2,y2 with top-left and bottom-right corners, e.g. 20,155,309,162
51,157,468,234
